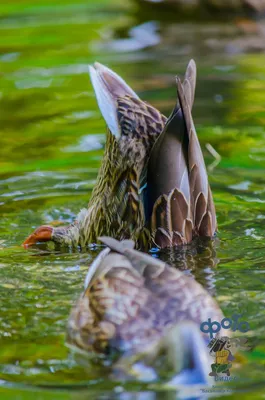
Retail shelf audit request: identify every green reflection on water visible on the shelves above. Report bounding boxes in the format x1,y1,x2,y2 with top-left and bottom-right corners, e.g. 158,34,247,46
0,0,265,398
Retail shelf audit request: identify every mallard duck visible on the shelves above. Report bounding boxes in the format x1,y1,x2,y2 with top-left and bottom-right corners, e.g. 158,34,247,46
67,236,224,384
23,60,216,250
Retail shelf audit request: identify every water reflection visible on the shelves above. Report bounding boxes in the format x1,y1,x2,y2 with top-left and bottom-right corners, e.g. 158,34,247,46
98,22,160,52
0,0,265,397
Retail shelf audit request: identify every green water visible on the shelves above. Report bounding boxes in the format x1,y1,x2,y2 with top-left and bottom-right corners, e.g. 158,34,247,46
0,1,265,398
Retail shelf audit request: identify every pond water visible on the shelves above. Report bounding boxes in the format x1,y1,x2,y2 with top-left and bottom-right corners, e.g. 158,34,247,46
0,1,265,399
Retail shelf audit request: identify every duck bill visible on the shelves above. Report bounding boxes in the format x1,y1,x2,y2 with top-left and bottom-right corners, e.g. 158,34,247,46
22,225,53,247
89,62,139,139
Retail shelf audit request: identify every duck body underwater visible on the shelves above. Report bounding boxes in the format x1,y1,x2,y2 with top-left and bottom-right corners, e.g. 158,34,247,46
23,60,216,250
67,236,224,385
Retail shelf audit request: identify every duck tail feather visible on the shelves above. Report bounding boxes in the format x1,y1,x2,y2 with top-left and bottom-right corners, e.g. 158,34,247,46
84,247,111,290
182,59,197,109
168,188,189,234
99,236,135,253
151,188,193,248
84,238,136,289
176,61,216,237
89,62,139,138
207,185,217,234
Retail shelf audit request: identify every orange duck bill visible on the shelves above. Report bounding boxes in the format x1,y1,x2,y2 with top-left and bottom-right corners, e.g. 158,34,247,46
22,226,53,247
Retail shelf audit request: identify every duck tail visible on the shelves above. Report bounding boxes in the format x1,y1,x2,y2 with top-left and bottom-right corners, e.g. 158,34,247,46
176,66,217,237
89,62,139,138
84,237,136,290
148,59,216,248
147,60,196,247
98,236,135,253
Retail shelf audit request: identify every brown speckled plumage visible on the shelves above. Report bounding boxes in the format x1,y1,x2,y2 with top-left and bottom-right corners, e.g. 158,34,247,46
147,60,217,248
67,237,224,356
82,94,166,246
23,61,216,250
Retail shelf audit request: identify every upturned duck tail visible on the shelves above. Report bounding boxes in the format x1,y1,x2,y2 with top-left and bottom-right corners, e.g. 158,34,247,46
147,59,216,248
89,62,139,138
176,72,217,237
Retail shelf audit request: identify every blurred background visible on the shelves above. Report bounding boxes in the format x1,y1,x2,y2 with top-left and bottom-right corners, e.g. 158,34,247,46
1,0,265,399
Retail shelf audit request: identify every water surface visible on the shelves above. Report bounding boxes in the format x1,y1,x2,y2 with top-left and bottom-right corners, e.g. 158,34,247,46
0,1,265,398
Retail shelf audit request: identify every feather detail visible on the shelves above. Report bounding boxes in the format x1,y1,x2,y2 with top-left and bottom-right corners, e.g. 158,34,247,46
24,61,216,251
194,192,207,232
112,168,142,227
89,63,139,138
151,195,168,233
184,218,193,243
67,238,224,360
182,59,197,108
99,236,135,253
207,185,217,235
151,189,192,248
168,188,189,234
148,59,216,248
199,211,213,237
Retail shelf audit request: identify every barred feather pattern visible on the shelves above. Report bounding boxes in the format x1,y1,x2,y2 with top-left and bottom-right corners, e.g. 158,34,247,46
25,61,216,251
52,96,166,248
149,60,217,248
67,238,224,355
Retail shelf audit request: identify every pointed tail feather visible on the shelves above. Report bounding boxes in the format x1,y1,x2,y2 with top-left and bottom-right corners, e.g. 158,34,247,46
99,236,135,253
176,66,216,238
151,188,192,248
89,62,139,138
148,59,216,246
182,58,197,110
84,238,136,290
147,60,199,247
146,65,191,218
83,247,111,289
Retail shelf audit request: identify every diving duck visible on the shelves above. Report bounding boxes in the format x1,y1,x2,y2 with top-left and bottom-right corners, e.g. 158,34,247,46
23,60,216,250
67,236,224,384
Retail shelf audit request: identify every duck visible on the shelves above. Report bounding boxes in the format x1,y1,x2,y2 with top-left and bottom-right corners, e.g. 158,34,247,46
67,236,224,384
23,60,216,250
